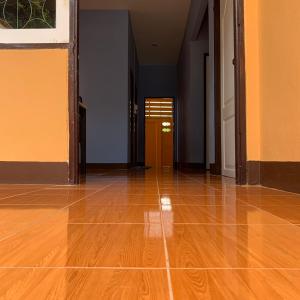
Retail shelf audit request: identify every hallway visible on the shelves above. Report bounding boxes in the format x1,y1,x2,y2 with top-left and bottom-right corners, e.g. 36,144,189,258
0,170,299,298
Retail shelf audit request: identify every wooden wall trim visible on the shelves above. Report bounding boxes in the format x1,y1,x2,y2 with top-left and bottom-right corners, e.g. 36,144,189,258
213,0,222,176
261,162,300,194
87,163,130,172
177,163,206,170
0,162,68,184
0,44,69,49
234,0,247,184
246,161,261,185
247,161,300,194
68,0,79,184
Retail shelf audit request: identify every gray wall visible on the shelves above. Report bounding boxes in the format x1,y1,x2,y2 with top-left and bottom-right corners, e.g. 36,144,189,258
79,10,131,163
137,65,177,163
177,4,209,165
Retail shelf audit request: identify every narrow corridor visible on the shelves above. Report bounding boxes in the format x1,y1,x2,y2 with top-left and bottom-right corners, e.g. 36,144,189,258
0,170,299,298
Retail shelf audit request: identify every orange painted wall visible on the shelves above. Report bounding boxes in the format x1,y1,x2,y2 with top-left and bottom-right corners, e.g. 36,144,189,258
244,0,261,161
245,0,300,162
0,49,69,162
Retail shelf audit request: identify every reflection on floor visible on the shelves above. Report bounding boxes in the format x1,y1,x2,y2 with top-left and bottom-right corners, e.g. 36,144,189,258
0,169,300,299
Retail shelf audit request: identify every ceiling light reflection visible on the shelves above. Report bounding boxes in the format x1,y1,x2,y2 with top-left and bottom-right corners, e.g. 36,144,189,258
160,196,172,205
162,204,172,212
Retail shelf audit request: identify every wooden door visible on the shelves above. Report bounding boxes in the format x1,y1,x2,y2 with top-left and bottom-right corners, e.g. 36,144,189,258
145,118,173,168
145,98,174,168
146,119,161,168
161,119,173,167
220,0,236,178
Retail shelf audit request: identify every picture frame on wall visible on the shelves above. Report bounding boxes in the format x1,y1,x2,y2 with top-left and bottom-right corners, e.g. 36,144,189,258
0,0,69,43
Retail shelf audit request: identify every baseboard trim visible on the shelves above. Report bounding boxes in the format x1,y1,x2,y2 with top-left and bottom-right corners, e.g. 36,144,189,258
177,163,206,170
247,161,300,194
87,163,130,171
135,162,145,167
246,161,261,185
210,163,221,175
0,162,68,184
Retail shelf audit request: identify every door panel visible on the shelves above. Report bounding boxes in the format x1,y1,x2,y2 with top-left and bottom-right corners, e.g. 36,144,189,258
145,119,173,169
161,121,173,167
145,120,159,168
221,0,236,178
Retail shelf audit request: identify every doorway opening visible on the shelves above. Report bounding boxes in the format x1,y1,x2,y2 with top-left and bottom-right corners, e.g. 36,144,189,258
145,98,174,169
213,0,247,184
69,0,246,185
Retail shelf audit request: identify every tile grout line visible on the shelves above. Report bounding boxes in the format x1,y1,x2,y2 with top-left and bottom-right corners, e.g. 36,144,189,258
183,173,300,230
67,222,300,226
179,172,221,191
156,171,174,300
60,184,113,210
1,266,300,270
0,184,113,245
0,185,55,202
237,198,300,229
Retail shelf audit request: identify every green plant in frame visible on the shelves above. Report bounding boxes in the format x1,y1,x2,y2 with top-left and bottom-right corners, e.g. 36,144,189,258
0,0,56,29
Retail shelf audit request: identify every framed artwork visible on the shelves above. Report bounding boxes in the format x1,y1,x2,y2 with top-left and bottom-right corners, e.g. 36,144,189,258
0,0,69,43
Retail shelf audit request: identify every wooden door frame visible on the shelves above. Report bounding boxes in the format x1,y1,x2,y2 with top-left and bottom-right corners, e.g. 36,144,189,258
143,97,177,167
213,0,247,184
69,0,79,184
204,53,209,170
70,0,247,184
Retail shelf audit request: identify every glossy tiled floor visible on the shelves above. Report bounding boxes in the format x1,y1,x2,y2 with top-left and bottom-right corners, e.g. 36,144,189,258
0,169,300,299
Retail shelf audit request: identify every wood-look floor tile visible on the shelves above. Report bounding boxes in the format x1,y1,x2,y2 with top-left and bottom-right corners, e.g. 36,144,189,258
28,189,96,197
238,195,300,207
0,269,169,300
68,204,161,223
234,187,294,196
258,205,300,224
82,193,159,205
159,195,238,206
0,205,66,223
162,190,235,197
102,188,158,195
0,195,83,206
0,169,299,299
0,189,37,199
171,269,300,300
162,205,289,224
166,224,300,268
0,184,50,189
0,223,165,268
159,187,215,195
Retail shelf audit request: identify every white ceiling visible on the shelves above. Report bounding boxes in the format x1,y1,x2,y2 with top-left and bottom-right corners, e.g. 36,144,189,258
80,0,191,65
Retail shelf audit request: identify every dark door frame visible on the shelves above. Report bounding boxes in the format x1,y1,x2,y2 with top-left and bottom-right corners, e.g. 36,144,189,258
213,0,247,184
204,53,209,170
69,0,79,184
129,70,138,167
